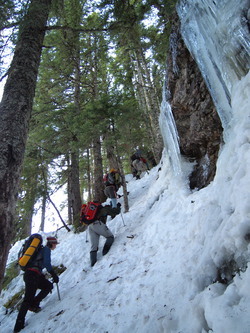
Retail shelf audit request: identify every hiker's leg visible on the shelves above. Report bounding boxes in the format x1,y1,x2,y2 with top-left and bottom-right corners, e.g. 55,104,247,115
15,271,38,328
89,225,99,266
108,186,117,208
103,236,114,255
89,224,100,252
33,275,53,306
110,198,117,208
92,221,113,239
90,251,97,266
92,222,114,255
104,185,113,199
89,222,114,263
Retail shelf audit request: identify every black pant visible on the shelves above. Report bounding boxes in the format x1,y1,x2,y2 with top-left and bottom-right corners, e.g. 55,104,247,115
16,270,53,322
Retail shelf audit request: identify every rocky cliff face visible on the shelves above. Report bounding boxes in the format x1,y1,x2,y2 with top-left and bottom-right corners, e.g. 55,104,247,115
167,15,223,189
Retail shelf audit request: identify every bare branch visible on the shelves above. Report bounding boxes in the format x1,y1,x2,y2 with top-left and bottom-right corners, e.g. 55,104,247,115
45,25,108,33
47,195,71,232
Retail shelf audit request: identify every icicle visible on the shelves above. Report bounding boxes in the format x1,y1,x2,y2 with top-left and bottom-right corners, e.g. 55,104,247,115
177,0,250,130
159,81,181,176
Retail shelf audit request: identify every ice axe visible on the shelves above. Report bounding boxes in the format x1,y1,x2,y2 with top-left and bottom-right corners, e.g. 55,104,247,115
56,283,61,301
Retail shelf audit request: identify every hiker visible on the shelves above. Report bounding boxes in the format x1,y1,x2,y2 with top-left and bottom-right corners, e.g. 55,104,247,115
13,237,59,333
104,168,121,208
130,153,149,179
89,203,120,267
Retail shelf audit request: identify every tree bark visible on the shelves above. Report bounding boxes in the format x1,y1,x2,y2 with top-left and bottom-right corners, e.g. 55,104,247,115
0,0,52,292
93,137,106,202
129,48,163,163
106,143,120,170
115,149,129,213
19,182,37,237
71,25,84,224
69,151,82,224
40,191,47,231
86,148,92,201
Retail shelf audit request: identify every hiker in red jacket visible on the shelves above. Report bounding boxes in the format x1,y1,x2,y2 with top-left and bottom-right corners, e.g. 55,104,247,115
89,204,120,267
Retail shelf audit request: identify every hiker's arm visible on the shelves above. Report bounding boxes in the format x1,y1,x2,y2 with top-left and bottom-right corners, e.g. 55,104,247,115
43,247,59,282
43,246,52,272
97,205,121,222
104,205,121,218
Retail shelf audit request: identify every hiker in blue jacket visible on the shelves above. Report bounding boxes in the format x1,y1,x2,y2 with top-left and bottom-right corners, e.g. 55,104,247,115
13,237,59,333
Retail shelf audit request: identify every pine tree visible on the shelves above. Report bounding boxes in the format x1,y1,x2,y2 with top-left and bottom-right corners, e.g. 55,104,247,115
0,0,52,292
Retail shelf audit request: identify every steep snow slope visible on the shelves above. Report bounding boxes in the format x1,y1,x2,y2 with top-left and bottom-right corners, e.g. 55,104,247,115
1,73,250,333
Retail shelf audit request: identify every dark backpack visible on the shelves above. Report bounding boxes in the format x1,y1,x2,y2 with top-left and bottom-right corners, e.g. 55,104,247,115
18,234,43,271
80,201,102,225
104,172,121,190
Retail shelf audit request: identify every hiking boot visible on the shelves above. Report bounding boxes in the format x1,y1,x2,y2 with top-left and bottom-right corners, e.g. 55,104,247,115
102,236,114,255
13,328,23,333
29,305,42,313
13,319,25,332
90,251,97,267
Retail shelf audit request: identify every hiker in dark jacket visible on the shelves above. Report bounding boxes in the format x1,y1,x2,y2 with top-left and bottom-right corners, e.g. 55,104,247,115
130,153,149,179
89,204,120,267
104,168,121,208
14,237,59,333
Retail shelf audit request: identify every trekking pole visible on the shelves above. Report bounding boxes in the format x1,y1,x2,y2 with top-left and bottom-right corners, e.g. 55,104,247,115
85,230,88,242
56,283,61,301
120,210,126,227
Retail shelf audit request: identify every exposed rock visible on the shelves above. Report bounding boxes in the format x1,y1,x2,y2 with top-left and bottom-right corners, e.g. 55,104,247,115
167,14,223,189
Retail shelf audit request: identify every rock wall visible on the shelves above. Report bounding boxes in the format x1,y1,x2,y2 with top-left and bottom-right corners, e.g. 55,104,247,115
167,14,223,189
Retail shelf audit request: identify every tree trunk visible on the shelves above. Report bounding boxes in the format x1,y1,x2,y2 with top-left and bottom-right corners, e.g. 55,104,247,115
66,154,73,225
106,144,120,170
16,162,40,239
0,0,52,292
71,28,83,223
40,191,46,231
129,49,163,163
115,151,129,213
39,163,48,231
93,137,106,202
20,184,37,237
69,151,82,225
86,148,92,201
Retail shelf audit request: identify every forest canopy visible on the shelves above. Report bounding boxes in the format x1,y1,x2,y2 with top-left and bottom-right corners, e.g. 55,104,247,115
0,0,177,239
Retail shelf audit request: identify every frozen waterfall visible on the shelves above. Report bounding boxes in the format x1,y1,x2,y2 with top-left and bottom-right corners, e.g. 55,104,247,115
159,82,181,176
177,0,250,129
159,0,249,175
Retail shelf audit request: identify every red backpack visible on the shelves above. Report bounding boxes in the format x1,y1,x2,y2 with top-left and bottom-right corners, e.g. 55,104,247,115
80,201,102,225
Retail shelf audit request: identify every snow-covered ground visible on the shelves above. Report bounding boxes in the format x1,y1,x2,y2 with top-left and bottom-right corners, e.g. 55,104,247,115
0,72,250,333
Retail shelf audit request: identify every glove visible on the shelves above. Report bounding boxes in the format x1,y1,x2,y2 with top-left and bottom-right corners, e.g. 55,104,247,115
50,270,59,283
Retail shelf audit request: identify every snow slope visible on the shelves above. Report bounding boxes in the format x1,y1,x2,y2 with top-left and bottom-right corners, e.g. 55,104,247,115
0,72,250,333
